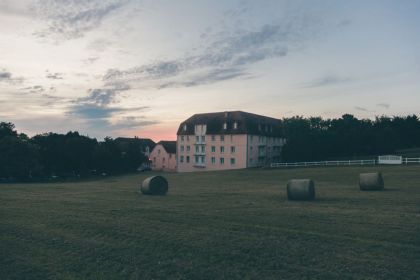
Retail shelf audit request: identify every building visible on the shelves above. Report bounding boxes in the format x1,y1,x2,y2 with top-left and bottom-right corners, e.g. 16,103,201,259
177,111,285,172
149,141,177,172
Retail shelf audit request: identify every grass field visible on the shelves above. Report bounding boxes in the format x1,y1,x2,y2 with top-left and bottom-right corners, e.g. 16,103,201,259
1,166,420,279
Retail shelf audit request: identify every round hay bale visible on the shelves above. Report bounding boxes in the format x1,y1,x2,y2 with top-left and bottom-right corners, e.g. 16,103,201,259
359,172,384,191
287,179,315,201
140,176,168,195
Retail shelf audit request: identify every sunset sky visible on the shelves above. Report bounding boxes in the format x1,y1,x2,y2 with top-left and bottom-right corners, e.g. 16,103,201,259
1,0,419,141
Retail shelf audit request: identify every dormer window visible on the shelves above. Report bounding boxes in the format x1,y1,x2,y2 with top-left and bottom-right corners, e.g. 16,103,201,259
183,124,187,131
233,122,238,129
223,122,227,129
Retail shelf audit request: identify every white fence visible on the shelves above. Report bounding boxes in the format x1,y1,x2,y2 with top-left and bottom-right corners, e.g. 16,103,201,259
270,159,376,168
270,157,420,168
404,158,420,164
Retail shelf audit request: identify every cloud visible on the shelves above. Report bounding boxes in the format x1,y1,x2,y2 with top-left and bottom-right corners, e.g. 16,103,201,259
32,0,128,40
157,68,250,89
354,106,375,113
0,71,12,80
78,83,130,106
0,69,23,84
376,103,390,109
301,75,352,88
109,116,158,130
354,106,368,112
66,81,159,133
103,13,320,89
87,39,114,52
82,57,100,65
46,72,63,79
68,103,155,133
70,103,126,119
21,85,45,93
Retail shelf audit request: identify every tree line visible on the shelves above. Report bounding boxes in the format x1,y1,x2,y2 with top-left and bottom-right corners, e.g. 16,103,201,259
281,114,420,162
1,114,420,181
0,122,148,181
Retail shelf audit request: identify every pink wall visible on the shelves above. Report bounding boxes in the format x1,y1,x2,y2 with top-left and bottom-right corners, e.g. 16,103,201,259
177,134,284,172
149,144,177,172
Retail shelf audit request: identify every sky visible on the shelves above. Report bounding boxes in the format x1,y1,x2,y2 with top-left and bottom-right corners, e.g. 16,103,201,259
0,0,419,141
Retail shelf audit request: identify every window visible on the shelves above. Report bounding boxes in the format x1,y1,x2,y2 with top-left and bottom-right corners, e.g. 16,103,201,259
211,157,216,164
196,136,200,142
233,122,238,129
158,149,161,155
201,156,205,164
180,145,184,152
231,146,235,153
195,146,199,153
187,145,190,152
223,122,227,129
153,157,156,163
220,146,225,153
249,158,253,163
169,154,172,158
187,135,190,141
220,135,224,142
201,136,205,142
230,158,236,165
250,135,254,142
180,156,184,163
181,136,184,141
211,135,215,141
220,157,224,165
183,124,187,131
195,156,199,163
201,146,205,153
211,146,216,153
186,156,190,163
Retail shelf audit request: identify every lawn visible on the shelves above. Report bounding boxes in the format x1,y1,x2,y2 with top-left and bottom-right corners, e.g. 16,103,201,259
1,166,420,279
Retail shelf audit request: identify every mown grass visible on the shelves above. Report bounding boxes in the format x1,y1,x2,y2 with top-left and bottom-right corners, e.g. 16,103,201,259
1,166,420,279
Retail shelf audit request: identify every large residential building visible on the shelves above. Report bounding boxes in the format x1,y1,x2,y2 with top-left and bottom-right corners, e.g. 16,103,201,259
149,141,177,172
176,111,285,172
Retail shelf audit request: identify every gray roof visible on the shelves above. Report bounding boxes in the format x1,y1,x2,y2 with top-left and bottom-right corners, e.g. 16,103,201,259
158,141,177,154
177,111,283,137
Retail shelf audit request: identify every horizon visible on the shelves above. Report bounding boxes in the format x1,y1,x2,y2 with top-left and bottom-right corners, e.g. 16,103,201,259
1,0,419,142
5,111,418,143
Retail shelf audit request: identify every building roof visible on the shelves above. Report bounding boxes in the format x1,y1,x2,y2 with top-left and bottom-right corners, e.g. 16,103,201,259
158,140,177,154
115,137,156,148
177,111,283,137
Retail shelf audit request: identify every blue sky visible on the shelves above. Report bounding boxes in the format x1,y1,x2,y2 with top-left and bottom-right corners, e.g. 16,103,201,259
0,0,419,141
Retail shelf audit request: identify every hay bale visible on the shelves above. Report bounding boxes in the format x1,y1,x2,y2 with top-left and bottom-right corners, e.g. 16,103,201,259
287,179,315,201
359,172,384,191
140,176,168,195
